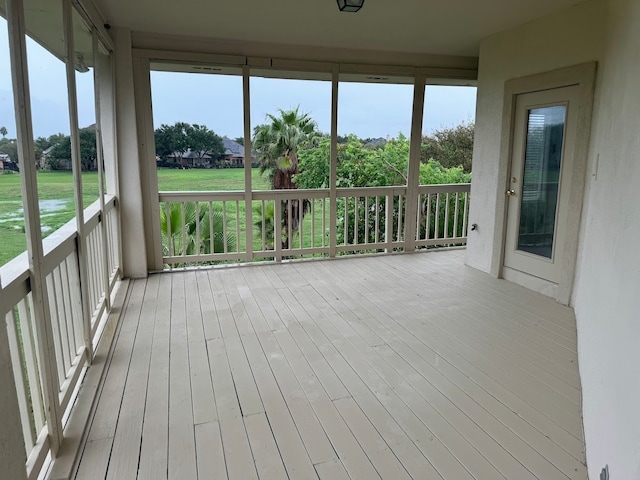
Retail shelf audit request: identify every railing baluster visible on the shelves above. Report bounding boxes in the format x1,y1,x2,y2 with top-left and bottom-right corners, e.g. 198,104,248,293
364,196,370,245
463,192,469,237
397,195,403,242
322,198,326,248
311,198,316,249
375,196,380,245
60,259,76,355
181,202,187,257
354,197,359,245
435,193,441,240
424,193,435,240
416,193,421,241
385,194,394,252
444,193,450,239
235,201,241,253
298,197,303,249
287,199,293,251
18,298,45,432
223,201,228,254
274,198,283,262
344,197,348,246
67,255,85,349
453,192,460,238
46,274,66,382
166,203,173,258
261,200,266,251
52,268,70,371
208,202,214,254
195,201,201,255
5,308,36,453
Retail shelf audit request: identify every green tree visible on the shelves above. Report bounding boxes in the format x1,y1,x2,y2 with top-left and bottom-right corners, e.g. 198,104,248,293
188,124,224,164
233,137,244,146
421,122,474,173
154,122,192,166
0,126,7,138
297,135,470,247
253,107,319,248
48,129,98,170
154,122,224,167
0,137,19,164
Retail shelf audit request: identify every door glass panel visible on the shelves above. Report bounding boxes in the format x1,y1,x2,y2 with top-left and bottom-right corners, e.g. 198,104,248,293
517,105,566,259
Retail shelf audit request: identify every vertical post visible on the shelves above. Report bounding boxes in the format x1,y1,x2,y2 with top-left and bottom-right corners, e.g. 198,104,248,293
6,0,63,454
385,193,394,252
0,277,28,480
112,27,148,277
93,30,111,312
404,74,426,252
96,39,122,274
243,66,253,262
63,0,92,360
133,56,163,271
274,194,283,262
329,67,338,258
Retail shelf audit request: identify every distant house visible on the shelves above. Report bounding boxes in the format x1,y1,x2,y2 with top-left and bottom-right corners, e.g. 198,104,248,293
168,149,212,168
222,136,257,167
0,153,18,172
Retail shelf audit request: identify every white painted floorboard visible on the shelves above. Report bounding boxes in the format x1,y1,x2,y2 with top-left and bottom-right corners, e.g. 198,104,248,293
73,250,587,479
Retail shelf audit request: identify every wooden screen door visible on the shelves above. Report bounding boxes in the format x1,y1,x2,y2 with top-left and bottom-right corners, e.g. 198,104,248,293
503,85,580,284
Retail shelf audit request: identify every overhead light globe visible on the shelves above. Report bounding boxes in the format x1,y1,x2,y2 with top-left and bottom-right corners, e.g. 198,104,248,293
337,0,365,13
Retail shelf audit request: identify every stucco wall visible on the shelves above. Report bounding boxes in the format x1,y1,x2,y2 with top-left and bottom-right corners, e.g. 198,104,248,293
465,0,604,274
469,0,640,478
573,0,640,478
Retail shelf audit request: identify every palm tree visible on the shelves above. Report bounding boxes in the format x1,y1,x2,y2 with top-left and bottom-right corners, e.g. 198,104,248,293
160,202,236,265
0,126,7,138
252,107,318,248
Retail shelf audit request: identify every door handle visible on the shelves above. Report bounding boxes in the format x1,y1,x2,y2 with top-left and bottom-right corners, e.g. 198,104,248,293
506,189,516,196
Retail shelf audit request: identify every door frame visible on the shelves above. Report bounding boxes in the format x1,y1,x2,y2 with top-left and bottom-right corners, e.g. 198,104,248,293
493,63,596,305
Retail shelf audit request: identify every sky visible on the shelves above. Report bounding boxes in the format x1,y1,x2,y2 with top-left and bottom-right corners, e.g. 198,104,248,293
1,18,477,141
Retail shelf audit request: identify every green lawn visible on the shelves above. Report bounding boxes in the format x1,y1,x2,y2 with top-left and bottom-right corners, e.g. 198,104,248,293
157,167,270,191
0,168,272,267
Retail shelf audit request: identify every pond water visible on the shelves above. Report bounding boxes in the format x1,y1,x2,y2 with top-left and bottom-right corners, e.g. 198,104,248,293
0,198,72,225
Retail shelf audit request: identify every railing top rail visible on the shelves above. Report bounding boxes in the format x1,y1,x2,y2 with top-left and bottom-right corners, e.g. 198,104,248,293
159,184,469,202
336,185,408,197
159,190,246,202
0,196,117,314
417,183,471,193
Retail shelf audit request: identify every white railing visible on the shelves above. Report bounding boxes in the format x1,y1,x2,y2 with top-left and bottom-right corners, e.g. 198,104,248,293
159,183,470,267
0,195,121,480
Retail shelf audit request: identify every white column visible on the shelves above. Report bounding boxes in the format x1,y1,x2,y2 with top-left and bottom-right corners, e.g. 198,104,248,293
243,66,254,262
404,74,426,251
133,56,163,271
112,27,148,277
329,68,338,258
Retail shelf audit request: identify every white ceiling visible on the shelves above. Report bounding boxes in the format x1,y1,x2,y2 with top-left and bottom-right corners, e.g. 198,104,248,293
94,0,586,57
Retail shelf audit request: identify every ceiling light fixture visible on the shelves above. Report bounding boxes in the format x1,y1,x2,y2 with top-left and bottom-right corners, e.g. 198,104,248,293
337,0,365,13
74,52,89,73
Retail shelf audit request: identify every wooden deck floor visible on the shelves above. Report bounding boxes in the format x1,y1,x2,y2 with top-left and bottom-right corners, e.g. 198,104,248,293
73,250,587,480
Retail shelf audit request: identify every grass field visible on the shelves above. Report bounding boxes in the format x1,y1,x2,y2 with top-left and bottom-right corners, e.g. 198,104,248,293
0,168,272,267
